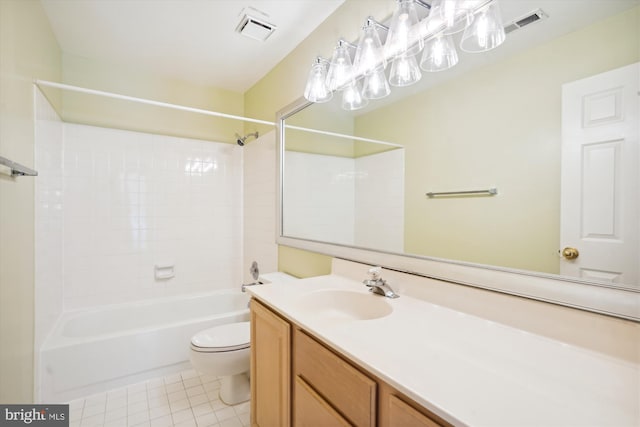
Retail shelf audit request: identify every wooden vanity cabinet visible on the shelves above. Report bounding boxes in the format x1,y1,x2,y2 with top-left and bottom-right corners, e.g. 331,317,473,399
250,299,450,427
250,299,291,427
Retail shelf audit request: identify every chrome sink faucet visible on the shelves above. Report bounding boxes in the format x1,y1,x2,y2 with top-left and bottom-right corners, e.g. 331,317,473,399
363,266,399,298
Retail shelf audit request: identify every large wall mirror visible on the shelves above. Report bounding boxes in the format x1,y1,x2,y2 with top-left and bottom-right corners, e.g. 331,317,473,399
277,0,640,319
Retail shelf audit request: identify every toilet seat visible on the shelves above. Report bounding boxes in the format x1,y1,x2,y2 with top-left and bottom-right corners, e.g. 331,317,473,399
190,321,250,353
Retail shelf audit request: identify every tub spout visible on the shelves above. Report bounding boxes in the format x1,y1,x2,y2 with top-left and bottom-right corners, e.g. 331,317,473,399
241,281,264,292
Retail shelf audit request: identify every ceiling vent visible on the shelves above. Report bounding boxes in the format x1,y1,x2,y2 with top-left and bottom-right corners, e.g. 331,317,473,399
504,9,548,34
235,11,276,42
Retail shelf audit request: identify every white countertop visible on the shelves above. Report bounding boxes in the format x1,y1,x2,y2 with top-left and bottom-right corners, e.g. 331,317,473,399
248,274,639,427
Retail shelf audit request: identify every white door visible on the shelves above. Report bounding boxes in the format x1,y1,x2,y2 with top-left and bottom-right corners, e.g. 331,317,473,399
561,62,639,285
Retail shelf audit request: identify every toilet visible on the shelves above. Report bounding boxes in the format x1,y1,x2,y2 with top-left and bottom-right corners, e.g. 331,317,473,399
189,272,298,405
189,321,251,405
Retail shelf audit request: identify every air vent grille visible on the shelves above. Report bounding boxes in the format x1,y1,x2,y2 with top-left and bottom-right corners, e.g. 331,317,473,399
504,9,548,34
235,13,276,42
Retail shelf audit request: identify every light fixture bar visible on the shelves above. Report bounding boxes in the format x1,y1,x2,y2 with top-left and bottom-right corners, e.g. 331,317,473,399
337,38,357,50
366,16,390,33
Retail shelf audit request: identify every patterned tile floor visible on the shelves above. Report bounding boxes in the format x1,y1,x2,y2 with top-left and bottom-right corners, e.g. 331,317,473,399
68,369,250,427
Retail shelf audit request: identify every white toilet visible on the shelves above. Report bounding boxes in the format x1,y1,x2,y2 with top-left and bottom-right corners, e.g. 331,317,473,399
189,272,298,405
189,321,251,405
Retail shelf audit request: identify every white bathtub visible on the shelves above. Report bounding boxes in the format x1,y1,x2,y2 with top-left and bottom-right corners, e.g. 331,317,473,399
39,290,250,403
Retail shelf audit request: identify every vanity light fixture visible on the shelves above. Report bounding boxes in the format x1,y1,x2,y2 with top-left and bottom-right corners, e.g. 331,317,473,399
327,39,357,91
303,57,333,103
389,53,422,87
460,0,505,52
303,0,506,110
385,0,423,58
430,0,475,35
342,80,369,110
362,67,391,99
353,18,388,77
420,33,459,72
327,39,371,109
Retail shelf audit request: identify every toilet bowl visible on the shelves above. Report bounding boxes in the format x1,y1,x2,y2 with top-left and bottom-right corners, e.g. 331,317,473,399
189,272,298,404
189,321,251,405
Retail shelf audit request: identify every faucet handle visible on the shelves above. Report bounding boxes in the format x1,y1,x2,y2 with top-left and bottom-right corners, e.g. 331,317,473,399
367,266,382,280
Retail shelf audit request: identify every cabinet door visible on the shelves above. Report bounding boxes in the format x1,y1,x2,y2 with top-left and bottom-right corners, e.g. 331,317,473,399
387,395,442,427
293,376,351,427
250,299,291,427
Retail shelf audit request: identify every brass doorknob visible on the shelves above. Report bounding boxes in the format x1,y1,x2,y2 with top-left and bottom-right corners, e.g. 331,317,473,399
561,247,579,260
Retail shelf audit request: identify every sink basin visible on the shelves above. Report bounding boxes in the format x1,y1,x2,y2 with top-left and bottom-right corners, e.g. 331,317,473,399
296,289,393,321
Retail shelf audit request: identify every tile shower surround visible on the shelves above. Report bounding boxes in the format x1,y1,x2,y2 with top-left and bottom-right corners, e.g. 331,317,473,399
242,132,278,284
36,120,243,311
283,150,404,252
35,91,278,403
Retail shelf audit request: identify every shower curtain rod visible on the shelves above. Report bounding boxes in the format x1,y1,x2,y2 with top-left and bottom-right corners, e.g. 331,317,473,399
34,80,276,127
34,80,400,148
284,124,402,148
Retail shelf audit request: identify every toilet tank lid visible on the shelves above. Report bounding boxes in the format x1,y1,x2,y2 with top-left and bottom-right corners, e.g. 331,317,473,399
191,321,250,349
258,272,298,284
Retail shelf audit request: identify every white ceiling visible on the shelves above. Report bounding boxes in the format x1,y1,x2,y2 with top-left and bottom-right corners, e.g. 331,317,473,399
40,0,345,93
40,0,638,97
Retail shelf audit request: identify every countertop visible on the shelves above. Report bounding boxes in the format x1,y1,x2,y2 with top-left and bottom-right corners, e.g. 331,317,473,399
248,274,639,427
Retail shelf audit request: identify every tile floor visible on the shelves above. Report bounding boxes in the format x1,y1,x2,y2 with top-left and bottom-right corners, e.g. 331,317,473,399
68,369,250,427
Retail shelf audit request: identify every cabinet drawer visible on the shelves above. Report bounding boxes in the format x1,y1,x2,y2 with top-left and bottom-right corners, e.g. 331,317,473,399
294,329,376,427
294,376,351,427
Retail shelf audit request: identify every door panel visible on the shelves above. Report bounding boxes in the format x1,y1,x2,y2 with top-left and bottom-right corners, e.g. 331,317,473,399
561,62,639,285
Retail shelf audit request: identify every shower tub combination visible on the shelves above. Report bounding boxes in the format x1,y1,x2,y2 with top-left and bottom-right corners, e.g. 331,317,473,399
39,290,249,403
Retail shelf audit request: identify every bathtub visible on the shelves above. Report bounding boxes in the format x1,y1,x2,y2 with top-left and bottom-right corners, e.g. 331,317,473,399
39,290,250,403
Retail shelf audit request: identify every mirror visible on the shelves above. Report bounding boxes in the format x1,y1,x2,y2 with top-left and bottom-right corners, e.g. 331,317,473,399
279,0,640,291
282,126,405,252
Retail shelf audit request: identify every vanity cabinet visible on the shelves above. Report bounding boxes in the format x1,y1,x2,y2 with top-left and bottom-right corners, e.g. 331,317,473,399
250,299,449,427
250,299,291,427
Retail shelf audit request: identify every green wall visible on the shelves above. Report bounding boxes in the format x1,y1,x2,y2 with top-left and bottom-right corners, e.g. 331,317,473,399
0,0,62,403
58,53,245,144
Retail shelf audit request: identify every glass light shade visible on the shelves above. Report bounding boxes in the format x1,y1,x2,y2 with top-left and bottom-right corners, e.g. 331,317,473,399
326,42,354,91
430,0,474,36
385,0,423,58
341,80,368,111
362,69,390,99
389,54,422,87
460,1,505,52
303,58,333,103
420,34,458,72
353,20,386,76
420,12,445,43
